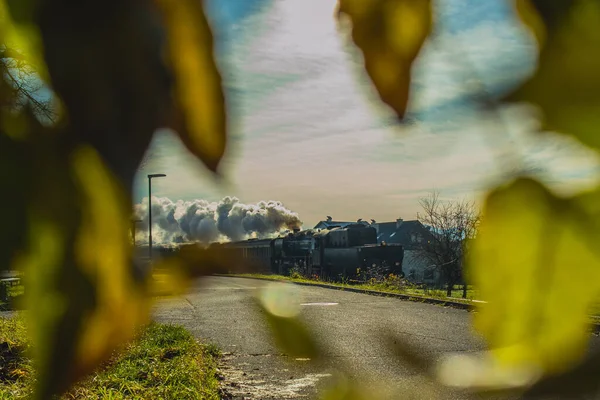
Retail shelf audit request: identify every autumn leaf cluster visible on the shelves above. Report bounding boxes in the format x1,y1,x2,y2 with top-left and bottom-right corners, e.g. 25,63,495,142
1,0,600,399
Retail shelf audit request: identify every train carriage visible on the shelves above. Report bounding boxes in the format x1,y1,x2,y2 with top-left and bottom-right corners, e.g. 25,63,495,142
202,224,404,281
217,238,273,273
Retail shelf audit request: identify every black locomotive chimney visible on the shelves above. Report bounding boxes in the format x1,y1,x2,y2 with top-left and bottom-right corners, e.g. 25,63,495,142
293,227,300,233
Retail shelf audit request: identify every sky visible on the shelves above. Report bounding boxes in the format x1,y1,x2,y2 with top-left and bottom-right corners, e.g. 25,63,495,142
132,0,600,230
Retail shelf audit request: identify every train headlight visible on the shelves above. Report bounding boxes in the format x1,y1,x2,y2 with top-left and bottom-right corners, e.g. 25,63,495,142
395,262,400,266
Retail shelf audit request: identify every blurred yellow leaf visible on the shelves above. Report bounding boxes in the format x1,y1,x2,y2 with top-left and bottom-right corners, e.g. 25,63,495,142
263,311,319,359
514,0,547,47
319,375,374,400
505,0,600,151
150,258,190,297
435,350,542,392
384,331,431,375
157,0,227,172
256,287,320,359
149,242,254,298
0,132,31,271
36,1,175,186
22,143,150,399
514,1,573,40
0,0,48,81
337,0,432,119
71,145,150,378
21,141,82,399
469,178,600,376
319,373,425,400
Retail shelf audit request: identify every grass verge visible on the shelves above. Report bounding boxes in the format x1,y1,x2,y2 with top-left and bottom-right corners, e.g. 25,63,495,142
0,313,221,399
231,273,475,304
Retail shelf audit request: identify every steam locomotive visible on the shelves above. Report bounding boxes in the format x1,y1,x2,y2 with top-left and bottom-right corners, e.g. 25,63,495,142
206,224,404,280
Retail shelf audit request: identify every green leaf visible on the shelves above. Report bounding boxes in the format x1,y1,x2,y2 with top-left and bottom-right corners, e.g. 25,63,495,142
157,0,228,173
505,0,600,152
337,0,432,119
468,178,600,378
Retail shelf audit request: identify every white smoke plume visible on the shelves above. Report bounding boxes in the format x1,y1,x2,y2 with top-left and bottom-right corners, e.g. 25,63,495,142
132,196,303,245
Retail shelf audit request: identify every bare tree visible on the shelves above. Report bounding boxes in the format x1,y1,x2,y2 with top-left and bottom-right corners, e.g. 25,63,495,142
0,46,57,123
416,192,480,297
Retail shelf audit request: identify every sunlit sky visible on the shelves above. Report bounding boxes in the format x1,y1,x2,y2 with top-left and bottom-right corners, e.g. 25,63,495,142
133,0,600,228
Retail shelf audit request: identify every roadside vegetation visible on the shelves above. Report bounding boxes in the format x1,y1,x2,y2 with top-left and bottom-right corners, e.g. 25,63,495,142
0,313,221,399
0,284,25,311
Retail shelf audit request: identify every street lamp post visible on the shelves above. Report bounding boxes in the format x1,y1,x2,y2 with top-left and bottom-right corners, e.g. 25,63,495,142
131,219,142,247
148,173,166,260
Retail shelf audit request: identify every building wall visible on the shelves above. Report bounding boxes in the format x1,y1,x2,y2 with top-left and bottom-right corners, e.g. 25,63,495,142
403,250,441,285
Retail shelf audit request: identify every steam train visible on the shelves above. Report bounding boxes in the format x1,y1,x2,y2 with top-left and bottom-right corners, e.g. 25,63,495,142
205,224,404,280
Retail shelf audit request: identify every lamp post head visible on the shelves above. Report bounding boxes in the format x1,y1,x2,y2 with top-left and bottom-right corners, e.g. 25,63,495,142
148,173,166,179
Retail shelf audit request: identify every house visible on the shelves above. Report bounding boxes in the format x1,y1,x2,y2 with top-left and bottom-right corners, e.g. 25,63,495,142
372,219,441,285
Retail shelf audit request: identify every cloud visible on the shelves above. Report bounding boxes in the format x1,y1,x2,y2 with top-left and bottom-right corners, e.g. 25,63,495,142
133,196,302,245
133,0,600,229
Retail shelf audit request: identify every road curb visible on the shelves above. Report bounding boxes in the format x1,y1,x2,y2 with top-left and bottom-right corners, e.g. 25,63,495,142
216,274,600,334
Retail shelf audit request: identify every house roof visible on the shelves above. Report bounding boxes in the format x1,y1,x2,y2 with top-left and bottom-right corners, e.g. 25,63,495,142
376,220,432,249
313,220,369,229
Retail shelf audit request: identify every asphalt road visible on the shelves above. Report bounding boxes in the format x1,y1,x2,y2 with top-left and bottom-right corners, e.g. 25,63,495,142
152,276,599,400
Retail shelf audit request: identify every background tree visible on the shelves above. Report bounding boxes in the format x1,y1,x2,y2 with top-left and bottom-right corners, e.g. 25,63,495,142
0,46,56,122
416,192,480,297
